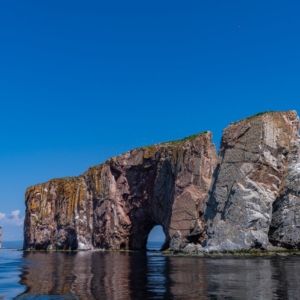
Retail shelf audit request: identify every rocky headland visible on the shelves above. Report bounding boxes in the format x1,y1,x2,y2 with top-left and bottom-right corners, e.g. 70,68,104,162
24,110,300,254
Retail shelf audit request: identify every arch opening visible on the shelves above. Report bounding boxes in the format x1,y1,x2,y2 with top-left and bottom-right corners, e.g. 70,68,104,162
146,225,166,251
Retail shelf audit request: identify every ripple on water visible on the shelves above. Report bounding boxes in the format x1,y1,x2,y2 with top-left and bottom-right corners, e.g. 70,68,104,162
0,249,26,300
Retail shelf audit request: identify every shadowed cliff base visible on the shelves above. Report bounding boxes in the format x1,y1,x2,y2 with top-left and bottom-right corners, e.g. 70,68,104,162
24,110,300,253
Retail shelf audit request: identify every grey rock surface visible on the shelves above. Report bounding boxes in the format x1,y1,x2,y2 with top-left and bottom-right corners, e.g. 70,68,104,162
269,137,300,247
204,111,299,251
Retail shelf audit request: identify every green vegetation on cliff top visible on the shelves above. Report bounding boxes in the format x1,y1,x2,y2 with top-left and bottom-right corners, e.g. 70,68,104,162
230,110,278,124
159,131,208,145
35,131,210,182
140,131,208,149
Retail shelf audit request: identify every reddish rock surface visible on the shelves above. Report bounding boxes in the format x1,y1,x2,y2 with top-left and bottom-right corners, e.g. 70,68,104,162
24,110,300,252
24,132,217,250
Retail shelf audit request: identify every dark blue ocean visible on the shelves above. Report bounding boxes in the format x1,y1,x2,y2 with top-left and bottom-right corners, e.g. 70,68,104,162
1,241,300,299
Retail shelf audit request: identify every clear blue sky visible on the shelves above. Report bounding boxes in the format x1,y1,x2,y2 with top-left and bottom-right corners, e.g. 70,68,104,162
0,0,299,241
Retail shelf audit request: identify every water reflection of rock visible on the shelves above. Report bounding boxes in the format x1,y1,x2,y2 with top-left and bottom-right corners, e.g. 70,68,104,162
17,251,300,299
69,252,94,299
18,251,129,299
270,257,300,299
19,252,70,296
205,259,275,299
91,252,173,299
127,252,172,299
90,252,131,299
168,257,209,299
17,251,172,299
19,252,84,296
168,257,300,299
19,252,57,295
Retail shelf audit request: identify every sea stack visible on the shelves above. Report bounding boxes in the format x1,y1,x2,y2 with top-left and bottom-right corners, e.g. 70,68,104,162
23,110,300,252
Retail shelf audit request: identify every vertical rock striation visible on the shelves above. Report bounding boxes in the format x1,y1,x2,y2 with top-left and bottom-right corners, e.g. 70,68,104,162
24,132,217,250
204,111,300,251
24,176,93,250
269,133,300,247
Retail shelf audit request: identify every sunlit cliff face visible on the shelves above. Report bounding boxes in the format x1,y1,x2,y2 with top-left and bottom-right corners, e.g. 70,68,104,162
23,111,300,252
205,110,300,251
24,132,217,251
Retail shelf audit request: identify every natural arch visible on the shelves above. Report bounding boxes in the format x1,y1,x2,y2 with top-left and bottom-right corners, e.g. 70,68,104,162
23,132,216,251
128,219,166,251
91,133,215,252
146,225,166,250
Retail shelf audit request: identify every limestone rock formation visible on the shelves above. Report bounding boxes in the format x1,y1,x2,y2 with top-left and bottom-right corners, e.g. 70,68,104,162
204,111,300,251
24,110,300,252
24,132,217,250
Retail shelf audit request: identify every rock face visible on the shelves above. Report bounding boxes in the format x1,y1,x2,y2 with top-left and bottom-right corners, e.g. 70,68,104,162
24,132,217,250
24,110,300,252
204,111,300,251
269,136,300,248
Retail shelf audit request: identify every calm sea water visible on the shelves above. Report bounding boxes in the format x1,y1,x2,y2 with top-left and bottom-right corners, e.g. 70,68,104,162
1,242,300,299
